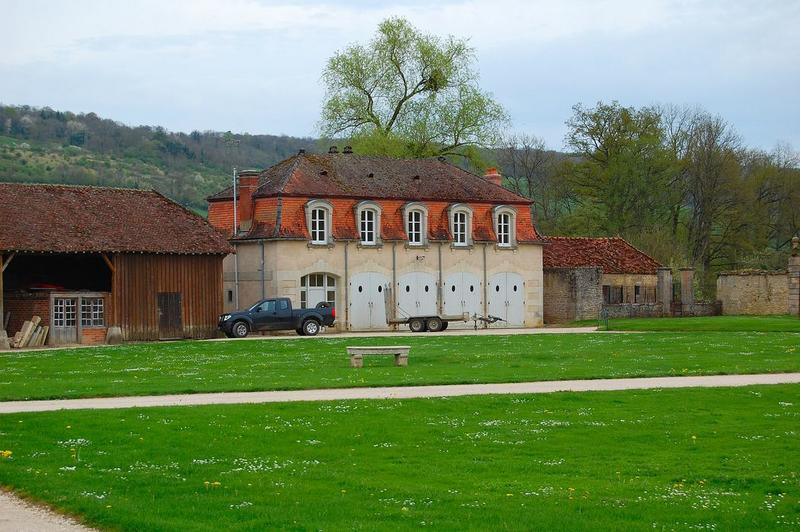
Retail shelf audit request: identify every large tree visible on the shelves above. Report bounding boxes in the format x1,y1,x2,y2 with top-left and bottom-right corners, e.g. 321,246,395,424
320,17,507,164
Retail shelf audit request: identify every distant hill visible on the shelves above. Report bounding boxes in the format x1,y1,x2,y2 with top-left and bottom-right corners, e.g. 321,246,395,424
0,104,316,215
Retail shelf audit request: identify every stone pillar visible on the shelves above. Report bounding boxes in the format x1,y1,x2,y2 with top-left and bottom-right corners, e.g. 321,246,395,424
789,237,800,317
680,268,695,313
656,267,673,316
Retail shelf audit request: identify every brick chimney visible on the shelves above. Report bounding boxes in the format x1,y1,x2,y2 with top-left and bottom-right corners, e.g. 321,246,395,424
484,167,502,186
236,170,260,231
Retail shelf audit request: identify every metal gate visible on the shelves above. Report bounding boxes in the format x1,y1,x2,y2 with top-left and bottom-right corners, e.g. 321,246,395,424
157,292,183,339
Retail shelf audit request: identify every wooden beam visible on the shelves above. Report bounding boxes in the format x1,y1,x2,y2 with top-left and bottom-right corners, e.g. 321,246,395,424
101,253,116,274
1,252,15,273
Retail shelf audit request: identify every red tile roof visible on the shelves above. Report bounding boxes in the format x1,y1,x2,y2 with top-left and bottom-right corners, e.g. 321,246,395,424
208,153,533,204
0,183,233,255
543,236,661,274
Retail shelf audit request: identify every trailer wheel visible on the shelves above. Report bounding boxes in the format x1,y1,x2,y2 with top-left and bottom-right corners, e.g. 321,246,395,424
426,317,444,332
408,318,427,333
441,321,449,331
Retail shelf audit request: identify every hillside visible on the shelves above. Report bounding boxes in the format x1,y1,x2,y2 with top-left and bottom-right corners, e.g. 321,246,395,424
0,104,316,214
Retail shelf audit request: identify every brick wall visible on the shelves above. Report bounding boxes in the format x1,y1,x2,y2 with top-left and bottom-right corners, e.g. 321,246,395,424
717,271,789,315
3,292,50,336
81,327,107,345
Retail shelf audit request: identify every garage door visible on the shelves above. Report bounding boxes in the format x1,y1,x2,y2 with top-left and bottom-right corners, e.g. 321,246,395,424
488,272,525,326
443,272,481,319
348,272,389,330
396,272,437,319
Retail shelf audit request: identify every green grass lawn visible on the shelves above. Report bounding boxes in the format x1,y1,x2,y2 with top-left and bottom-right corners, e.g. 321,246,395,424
0,331,798,401
602,315,800,332
0,385,798,530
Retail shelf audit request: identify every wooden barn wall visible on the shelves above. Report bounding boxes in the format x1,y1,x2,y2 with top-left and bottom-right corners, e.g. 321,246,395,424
112,254,223,341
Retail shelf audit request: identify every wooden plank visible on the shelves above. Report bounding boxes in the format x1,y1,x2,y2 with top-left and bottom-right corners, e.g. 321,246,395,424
14,321,33,348
39,326,49,346
27,326,41,348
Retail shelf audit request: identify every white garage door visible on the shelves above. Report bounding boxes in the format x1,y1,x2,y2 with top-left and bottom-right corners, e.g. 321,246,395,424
348,272,389,330
443,272,482,319
488,272,525,326
396,272,437,319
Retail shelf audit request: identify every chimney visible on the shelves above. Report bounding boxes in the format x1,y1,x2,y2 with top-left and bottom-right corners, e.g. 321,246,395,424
328,145,339,154
343,145,353,154
298,148,306,155
484,167,502,186
236,170,260,231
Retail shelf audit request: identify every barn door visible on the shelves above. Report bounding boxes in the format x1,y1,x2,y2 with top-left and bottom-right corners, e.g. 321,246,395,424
52,297,78,345
397,272,437,318
443,272,481,320
348,272,388,330
157,292,183,339
488,273,525,327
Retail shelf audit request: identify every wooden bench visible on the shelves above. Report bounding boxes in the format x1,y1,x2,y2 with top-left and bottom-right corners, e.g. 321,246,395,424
347,346,410,368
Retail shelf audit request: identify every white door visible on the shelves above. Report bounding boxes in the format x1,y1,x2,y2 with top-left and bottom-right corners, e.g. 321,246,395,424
397,272,437,318
348,272,389,330
488,272,525,327
443,272,482,318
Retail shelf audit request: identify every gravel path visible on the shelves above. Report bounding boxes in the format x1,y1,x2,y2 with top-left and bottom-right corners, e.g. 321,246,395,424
0,490,94,532
1,373,798,414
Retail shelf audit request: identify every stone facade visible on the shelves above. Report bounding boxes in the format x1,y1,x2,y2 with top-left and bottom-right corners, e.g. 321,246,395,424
543,267,602,323
225,239,544,330
717,271,789,315
600,273,658,304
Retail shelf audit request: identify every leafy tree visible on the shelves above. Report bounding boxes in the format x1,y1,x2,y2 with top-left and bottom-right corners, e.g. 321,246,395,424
320,17,507,164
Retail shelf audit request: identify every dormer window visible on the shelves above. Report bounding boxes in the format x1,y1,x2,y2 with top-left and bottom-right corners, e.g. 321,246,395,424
448,204,473,247
493,205,517,247
305,199,333,245
354,201,382,246
403,202,428,246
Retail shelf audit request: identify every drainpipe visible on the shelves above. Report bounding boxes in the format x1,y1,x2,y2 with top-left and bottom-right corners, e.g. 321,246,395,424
232,167,239,309
344,241,349,330
482,243,488,326
437,242,443,315
260,240,266,299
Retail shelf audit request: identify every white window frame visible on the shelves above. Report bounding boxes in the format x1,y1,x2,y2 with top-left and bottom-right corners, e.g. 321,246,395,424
354,201,381,246
80,297,105,327
305,199,333,245
403,202,428,246
493,205,517,248
300,273,336,309
448,204,473,247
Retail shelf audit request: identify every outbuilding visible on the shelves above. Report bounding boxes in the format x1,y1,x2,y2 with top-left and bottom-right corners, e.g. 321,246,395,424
0,183,232,346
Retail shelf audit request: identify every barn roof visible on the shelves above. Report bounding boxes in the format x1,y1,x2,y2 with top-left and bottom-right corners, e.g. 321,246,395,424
207,153,532,205
0,183,233,255
543,236,662,274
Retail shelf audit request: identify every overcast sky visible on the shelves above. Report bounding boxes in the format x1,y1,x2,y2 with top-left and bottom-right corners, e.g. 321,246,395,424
2,0,798,150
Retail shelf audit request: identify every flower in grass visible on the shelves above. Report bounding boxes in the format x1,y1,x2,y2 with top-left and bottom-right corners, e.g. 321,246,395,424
0,450,12,458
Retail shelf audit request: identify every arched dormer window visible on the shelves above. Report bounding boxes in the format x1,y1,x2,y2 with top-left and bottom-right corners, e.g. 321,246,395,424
402,202,428,246
448,203,473,247
354,201,382,246
493,205,517,247
305,199,333,245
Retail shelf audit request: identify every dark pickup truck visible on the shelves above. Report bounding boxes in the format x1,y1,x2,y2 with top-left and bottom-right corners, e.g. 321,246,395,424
218,297,335,338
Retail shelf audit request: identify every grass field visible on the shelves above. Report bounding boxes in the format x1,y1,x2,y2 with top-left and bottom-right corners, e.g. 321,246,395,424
601,315,800,332
0,385,798,530
0,330,798,401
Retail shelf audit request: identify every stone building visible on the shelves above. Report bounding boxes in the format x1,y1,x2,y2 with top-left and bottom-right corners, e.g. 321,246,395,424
207,150,545,331
542,236,663,323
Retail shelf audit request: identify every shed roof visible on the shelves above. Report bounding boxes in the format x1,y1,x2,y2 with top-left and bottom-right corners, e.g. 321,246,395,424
207,153,532,205
543,236,662,274
0,183,232,255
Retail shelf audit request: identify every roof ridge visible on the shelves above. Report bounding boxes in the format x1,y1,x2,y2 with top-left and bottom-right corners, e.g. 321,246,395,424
0,182,158,194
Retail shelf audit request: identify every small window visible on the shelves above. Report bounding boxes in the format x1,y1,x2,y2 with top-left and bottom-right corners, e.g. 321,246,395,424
407,210,423,245
53,298,76,328
634,285,641,303
497,212,511,246
602,285,611,304
80,297,104,327
360,208,377,245
310,207,327,244
453,211,468,245
279,300,289,310
227,290,233,303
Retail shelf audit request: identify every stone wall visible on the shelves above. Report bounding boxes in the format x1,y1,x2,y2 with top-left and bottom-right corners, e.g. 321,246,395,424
601,303,664,319
717,271,789,315
543,267,602,323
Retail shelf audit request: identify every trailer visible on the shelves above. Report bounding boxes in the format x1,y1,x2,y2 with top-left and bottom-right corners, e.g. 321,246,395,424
383,284,477,332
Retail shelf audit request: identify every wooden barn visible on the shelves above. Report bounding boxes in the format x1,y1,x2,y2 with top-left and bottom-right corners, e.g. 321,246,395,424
0,183,232,346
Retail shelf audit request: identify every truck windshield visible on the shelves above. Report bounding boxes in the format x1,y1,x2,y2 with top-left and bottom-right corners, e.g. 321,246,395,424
250,300,276,312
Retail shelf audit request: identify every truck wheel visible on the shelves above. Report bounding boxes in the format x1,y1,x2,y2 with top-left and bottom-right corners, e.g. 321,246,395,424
302,319,321,336
409,318,426,333
426,317,444,332
232,321,249,338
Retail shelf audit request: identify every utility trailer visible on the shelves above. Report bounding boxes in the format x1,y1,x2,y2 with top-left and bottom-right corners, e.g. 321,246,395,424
382,284,471,333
